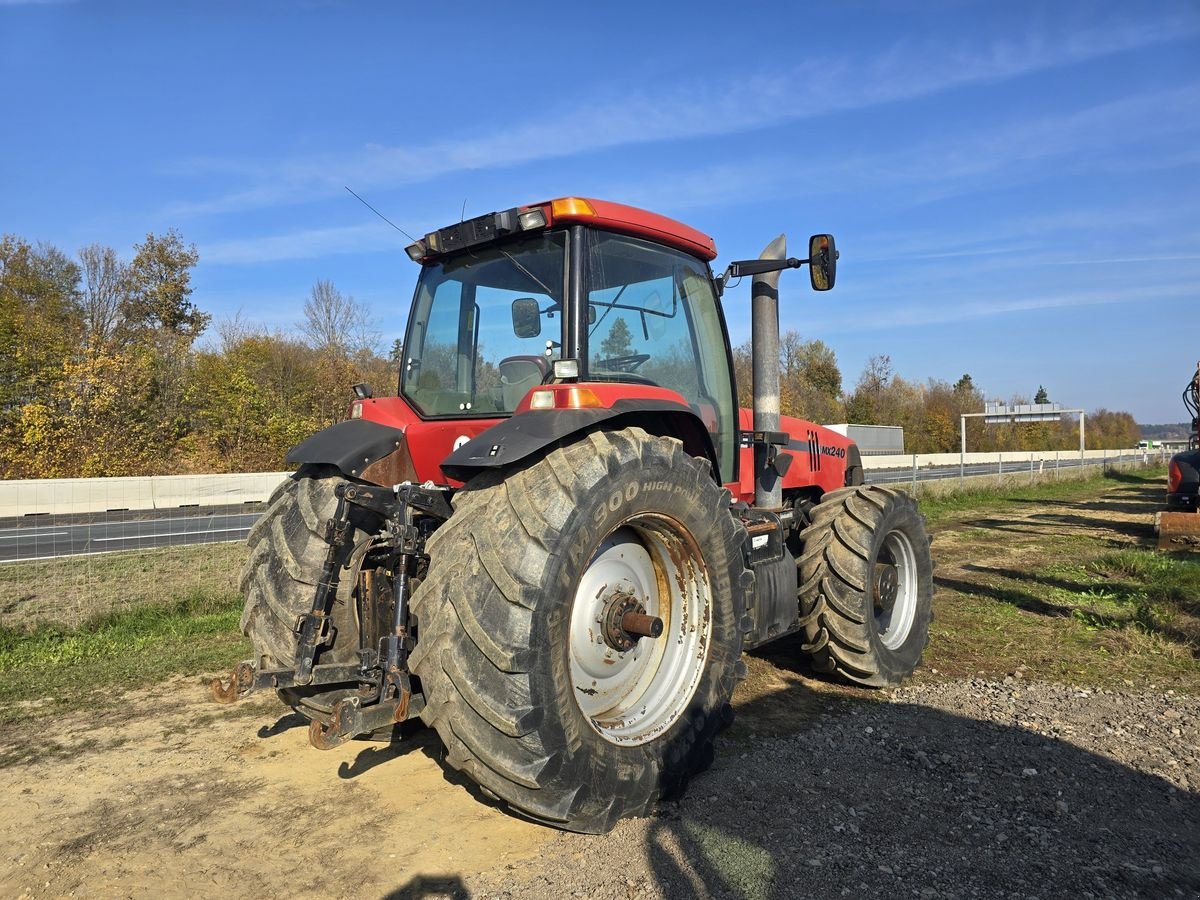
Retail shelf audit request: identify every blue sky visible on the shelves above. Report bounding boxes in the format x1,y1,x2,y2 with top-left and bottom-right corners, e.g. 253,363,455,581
2,0,1198,423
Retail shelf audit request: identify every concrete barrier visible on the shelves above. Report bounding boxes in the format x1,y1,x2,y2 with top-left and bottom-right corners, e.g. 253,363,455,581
0,472,291,517
862,449,1154,470
0,446,1165,518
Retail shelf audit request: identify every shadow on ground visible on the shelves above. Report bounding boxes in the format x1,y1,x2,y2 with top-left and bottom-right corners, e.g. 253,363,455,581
629,684,1200,900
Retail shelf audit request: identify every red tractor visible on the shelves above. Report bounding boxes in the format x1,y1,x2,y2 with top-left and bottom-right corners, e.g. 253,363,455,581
1160,361,1200,549
214,197,934,832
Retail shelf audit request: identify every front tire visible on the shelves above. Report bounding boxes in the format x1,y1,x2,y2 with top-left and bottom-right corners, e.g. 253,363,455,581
408,428,751,833
798,486,933,687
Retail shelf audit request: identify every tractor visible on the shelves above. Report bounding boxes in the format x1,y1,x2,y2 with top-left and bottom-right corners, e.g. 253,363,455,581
1160,361,1200,550
213,197,934,833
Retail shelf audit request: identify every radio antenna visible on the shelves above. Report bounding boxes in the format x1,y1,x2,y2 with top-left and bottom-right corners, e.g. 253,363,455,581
344,186,419,243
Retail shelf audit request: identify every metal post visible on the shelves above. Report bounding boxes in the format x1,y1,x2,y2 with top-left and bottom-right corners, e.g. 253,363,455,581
960,416,966,485
1055,450,1060,479
1080,413,1086,462
912,454,918,496
752,234,785,509
998,455,1003,484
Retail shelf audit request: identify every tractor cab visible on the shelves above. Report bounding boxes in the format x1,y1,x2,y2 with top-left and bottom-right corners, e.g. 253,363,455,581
400,198,740,481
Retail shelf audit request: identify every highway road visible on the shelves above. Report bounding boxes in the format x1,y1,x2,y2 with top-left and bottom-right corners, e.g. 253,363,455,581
0,509,262,563
0,453,1145,563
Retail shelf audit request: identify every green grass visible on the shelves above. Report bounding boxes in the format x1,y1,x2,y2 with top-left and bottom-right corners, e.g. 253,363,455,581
917,465,1167,528
0,541,248,629
0,588,249,721
923,465,1200,688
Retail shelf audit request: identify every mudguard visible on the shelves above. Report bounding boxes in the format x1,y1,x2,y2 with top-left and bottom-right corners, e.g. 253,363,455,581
286,419,415,483
441,398,717,482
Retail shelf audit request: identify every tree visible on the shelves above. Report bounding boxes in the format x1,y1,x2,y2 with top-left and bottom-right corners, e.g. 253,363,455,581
599,317,634,358
1034,385,1049,404
0,236,81,420
778,331,843,423
122,230,206,341
302,279,375,356
844,354,894,424
7,346,168,477
78,243,127,348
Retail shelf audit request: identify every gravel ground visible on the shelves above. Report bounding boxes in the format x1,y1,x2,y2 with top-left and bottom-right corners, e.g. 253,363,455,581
466,678,1200,900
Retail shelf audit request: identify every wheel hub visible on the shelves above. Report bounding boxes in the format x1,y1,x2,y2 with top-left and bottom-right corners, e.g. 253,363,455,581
874,562,899,612
600,590,663,652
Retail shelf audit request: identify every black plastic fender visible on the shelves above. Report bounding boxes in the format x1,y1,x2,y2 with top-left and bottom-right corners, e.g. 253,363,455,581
286,419,410,480
441,398,719,482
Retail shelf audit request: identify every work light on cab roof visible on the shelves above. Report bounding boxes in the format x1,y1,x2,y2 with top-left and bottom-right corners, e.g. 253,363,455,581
405,196,719,263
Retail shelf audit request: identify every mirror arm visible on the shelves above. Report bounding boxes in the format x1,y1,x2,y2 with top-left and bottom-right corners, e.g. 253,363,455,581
718,256,807,292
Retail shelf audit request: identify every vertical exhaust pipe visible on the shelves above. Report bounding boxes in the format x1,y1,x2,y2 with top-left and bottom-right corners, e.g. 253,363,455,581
753,234,786,509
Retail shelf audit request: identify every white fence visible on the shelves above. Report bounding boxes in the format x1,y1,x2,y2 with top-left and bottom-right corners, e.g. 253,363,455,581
863,448,1156,470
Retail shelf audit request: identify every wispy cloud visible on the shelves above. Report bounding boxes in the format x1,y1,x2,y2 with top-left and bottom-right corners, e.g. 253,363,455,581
166,12,1200,219
198,76,1200,270
201,222,403,265
796,282,1197,334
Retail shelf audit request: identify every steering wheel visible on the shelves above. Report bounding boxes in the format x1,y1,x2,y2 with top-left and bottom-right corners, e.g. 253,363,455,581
598,353,650,373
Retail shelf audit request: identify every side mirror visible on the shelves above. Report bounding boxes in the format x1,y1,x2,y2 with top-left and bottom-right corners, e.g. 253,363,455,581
808,234,838,291
511,297,541,338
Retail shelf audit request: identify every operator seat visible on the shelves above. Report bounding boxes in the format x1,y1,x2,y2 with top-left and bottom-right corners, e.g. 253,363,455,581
498,355,550,410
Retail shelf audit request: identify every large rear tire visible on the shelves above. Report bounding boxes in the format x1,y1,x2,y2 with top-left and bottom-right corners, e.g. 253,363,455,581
408,428,751,833
798,486,933,687
239,467,369,717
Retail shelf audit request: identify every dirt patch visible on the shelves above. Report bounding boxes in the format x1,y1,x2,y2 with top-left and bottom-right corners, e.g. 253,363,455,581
0,678,552,899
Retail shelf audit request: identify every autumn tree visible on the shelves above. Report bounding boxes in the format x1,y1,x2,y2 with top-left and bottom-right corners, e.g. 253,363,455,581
77,244,128,349
844,354,894,424
121,230,206,340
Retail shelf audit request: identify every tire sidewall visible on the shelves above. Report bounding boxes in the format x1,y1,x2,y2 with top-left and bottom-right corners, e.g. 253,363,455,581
532,445,743,792
865,497,933,683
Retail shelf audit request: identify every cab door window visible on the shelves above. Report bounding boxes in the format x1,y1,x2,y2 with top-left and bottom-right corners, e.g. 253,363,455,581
585,231,736,481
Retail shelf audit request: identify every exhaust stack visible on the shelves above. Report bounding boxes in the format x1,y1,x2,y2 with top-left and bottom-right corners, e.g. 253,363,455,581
752,234,786,509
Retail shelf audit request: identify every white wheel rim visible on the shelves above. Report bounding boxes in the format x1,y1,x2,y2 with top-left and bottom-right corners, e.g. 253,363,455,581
876,529,918,650
569,518,712,746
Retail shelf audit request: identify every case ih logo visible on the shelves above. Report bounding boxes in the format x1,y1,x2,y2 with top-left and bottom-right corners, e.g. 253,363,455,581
807,430,846,471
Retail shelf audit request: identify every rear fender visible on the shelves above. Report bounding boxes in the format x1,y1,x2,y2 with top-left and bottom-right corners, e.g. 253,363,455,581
440,399,718,482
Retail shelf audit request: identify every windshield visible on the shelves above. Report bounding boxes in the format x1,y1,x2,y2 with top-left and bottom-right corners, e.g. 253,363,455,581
585,231,737,481
401,232,567,417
